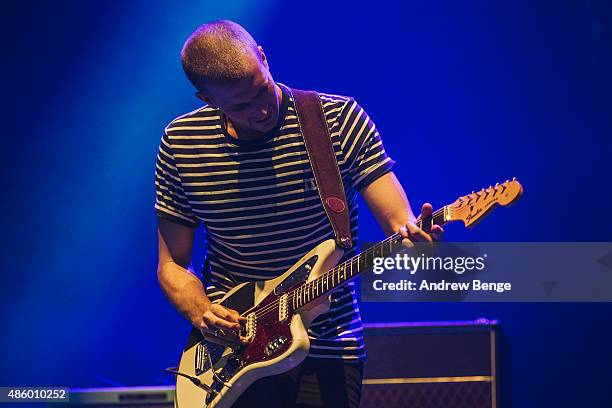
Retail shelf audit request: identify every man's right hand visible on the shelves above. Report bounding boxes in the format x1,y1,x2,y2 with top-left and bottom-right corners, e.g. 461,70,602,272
195,303,248,347
157,218,249,348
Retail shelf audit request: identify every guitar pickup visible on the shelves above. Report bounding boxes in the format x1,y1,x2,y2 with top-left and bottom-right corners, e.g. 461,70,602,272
278,294,289,322
244,313,257,342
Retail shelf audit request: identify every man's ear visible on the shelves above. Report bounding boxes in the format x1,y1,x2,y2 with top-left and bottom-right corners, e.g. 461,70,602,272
258,45,269,69
196,91,216,108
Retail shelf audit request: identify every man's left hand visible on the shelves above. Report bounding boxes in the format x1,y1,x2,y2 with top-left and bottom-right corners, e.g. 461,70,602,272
399,203,444,244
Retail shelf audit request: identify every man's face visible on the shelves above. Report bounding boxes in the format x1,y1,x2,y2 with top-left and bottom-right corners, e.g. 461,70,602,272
198,48,280,134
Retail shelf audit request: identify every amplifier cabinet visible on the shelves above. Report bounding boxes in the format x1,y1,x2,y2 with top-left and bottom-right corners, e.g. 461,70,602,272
361,320,498,408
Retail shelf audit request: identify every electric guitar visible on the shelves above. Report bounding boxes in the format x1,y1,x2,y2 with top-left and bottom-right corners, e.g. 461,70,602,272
169,179,523,408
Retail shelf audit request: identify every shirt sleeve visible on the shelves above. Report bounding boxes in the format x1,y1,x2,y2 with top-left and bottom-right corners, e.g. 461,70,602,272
337,98,396,191
154,130,199,227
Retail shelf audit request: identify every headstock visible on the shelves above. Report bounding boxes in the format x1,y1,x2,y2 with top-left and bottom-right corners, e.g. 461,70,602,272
448,178,523,227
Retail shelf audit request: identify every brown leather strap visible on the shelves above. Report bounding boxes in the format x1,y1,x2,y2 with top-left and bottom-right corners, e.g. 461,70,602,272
290,88,353,249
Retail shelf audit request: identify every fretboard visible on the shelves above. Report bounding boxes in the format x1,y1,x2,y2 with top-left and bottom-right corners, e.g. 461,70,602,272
291,206,448,310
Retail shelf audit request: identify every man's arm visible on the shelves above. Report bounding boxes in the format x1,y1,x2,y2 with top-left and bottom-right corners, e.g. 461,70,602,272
157,217,245,345
360,172,443,241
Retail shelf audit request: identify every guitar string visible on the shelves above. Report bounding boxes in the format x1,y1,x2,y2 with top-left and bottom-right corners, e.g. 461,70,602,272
239,207,449,321
243,203,471,322
241,207,446,319
242,206,449,320
242,232,402,322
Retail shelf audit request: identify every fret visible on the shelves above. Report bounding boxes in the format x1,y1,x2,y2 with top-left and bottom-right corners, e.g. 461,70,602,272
300,286,303,308
434,211,444,227
358,252,363,274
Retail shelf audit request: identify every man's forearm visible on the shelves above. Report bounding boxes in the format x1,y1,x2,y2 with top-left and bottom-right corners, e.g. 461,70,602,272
361,173,417,236
157,261,211,326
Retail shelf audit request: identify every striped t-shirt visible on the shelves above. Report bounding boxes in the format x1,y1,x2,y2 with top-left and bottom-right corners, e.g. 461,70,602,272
155,83,395,360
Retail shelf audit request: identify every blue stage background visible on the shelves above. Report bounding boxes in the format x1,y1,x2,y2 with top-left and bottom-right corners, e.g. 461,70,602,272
1,1,611,406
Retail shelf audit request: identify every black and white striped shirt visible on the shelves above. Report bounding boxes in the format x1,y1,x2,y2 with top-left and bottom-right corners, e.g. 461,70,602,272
155,83,395,359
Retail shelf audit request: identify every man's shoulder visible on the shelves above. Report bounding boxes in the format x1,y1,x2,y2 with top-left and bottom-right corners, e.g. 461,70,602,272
164,104,219,132
310,91,357,123
316,91,354,109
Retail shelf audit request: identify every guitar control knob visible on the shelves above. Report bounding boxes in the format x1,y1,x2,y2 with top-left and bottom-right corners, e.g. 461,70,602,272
217,371,229,382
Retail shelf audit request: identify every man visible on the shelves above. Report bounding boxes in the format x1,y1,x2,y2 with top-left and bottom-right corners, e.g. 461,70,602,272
155,20,442,407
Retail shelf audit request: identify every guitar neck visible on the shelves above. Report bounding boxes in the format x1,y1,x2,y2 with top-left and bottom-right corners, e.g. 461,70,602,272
291,206,449,310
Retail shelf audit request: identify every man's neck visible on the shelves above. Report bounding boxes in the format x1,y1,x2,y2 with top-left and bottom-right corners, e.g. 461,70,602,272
225,84,283,141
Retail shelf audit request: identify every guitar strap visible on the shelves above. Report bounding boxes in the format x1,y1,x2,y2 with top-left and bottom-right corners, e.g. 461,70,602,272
290,88,353,249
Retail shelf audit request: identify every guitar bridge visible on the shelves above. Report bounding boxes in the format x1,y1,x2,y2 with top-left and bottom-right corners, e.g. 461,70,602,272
195,341,225,376
195,343,211,375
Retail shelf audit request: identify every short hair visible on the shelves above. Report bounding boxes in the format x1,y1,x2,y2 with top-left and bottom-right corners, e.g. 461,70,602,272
181,20,261,91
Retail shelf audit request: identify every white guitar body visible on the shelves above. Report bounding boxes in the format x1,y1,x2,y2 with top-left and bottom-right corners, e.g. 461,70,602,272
175,239,344,408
